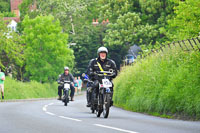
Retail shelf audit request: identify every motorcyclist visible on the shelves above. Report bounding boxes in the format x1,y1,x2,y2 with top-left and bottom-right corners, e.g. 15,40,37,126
86,46,117,107
57,67,75,101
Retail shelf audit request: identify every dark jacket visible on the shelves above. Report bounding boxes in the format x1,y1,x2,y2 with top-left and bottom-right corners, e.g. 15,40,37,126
58,73,75,83
87,57,117,80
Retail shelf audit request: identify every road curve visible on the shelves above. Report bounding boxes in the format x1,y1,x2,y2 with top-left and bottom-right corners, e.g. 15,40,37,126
0,93,200,133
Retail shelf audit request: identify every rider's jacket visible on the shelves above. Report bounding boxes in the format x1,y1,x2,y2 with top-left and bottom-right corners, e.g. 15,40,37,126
58,73,75,84
87,57,117,80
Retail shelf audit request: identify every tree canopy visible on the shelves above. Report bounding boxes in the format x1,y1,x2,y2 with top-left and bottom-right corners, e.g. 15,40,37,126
167,0,200,40
22,15,74,82
0,14,24,79
1,0,199,80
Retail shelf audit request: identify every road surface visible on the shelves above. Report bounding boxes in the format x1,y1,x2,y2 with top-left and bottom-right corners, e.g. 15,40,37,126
0,93,200,133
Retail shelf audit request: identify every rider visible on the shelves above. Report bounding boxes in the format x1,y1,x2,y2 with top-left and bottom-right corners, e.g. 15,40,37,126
86,46,117,107
57,67,75,101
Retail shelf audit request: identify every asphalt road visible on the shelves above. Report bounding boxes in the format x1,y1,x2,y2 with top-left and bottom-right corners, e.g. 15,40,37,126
0,93,200,133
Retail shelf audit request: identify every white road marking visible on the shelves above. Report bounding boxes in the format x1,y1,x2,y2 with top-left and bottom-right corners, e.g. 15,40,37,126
94,124,138,133
46,112,55,116
42,107,47,111
48,103,54,106
59,116,82,122
42,102,138,133
42,103,82,122
42,105,48,111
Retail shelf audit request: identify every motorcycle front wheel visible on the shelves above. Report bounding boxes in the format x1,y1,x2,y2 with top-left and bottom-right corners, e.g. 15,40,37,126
64,90,69,106
96,94,103,117
103,93,111,118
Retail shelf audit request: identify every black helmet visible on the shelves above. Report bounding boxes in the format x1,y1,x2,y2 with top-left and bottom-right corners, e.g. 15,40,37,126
97,46,108,55
64,66,69,71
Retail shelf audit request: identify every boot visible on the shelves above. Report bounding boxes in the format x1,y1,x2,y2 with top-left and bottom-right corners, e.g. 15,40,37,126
71,96,74,101
86,102,91,107
57,96,61,100
110,100,113,106
2,96,4,100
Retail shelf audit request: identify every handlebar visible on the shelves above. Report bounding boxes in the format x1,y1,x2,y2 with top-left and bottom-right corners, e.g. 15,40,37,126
94,71,114,76
84,79,94,83
58,80,71,84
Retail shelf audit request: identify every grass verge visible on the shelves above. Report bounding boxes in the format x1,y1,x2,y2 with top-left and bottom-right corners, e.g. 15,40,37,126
113,48,200,120
2,77,57,100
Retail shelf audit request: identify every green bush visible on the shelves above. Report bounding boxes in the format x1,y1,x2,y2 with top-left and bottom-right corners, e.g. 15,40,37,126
3,77,58,100
114,48,200,120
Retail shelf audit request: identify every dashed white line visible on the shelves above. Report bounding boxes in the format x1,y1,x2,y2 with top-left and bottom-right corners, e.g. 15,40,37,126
43,102,138,132
42,103,82,122
48,103,54,106
42,105,47,111
46,112,56,116
94,124,138,133
59,116,82,122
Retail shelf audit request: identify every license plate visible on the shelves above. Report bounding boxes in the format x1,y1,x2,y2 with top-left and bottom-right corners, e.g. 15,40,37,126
102,79,112,88
64,83,70,89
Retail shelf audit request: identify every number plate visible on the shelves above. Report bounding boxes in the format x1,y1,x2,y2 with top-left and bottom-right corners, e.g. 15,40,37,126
64,83,70,89
102,79,112,88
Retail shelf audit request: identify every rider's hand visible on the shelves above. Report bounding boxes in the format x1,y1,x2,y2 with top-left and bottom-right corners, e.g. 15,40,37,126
94,71,100,75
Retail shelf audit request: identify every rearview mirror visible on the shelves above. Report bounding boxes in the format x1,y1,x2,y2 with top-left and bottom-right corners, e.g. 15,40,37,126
82,73,86,77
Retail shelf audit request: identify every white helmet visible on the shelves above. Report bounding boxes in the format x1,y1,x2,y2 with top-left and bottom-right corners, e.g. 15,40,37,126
64,66,69,71
97,46,108,55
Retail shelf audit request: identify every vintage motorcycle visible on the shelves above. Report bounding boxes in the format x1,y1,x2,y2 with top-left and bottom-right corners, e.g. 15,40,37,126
58,79,71,106
85,78,97,113
95,70,113,118
83,70,114,118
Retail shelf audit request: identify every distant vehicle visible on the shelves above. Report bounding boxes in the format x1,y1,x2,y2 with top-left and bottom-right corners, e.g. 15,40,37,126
124,44,142,65
125,54,135,65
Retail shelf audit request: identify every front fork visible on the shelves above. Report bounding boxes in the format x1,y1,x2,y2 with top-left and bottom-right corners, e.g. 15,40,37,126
98,87,112,108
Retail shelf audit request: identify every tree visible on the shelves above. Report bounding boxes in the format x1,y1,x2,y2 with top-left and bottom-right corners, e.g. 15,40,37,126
167,0,200,40
98,0,138,23
104,12,158,66
69,25,103,74
22,15,74,82
0,0,10,12
35,0,88,33
0,14,24,80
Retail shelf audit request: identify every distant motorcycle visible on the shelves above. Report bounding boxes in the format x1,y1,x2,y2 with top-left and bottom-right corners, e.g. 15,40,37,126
58,79,71,106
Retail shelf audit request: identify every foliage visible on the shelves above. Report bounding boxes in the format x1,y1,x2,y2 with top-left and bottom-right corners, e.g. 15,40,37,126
69,25,103,74
98,0,138,22
104,12,158,66
167,0,200,40
22,15,74,82
0,0,10,12
0,14,25,80
35,0,89,33
139,0,174,24
1,11,16,17
113,46,200,120
4,77,57,99
19,0,36,20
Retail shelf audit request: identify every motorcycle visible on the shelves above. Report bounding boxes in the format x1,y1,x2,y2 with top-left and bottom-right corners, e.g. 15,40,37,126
84,77,97,113
95,70,113,118
58,79,71,106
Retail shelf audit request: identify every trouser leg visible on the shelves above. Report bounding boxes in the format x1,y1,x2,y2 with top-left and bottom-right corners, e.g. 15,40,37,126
58,86,63,97
93,80,99,98
70,84,75,98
